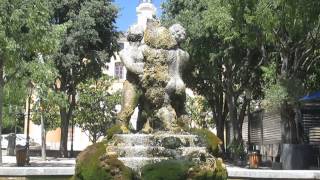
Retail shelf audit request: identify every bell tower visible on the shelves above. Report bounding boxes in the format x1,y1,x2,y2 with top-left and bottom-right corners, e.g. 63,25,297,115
136,0,157,29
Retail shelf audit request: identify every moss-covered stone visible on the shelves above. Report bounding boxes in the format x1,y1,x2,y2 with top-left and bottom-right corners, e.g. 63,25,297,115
140,45,172,129
187,158,227,180
118,80,141,129
74,143,109,180
141,159,227,180
213,158,228,180
191,128,223,155
162,137,183,149
99,156,135,180
106,125,122,140
144,21,177,50
141,160,193,180
74,143,135,180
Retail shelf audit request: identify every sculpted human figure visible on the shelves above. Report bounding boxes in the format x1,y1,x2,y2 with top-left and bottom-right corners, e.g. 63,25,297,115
118,24,145,132
155,24,190,131
118,20,190,133
165,24,189,116
138,20,190,132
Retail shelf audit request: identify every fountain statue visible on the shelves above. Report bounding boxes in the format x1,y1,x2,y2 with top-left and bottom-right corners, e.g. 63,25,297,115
74,19,227,180
118,20,190,133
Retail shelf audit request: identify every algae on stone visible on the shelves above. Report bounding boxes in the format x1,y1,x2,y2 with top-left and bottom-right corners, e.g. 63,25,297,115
118,80,142,131
74,142,135,180
141,160,193,180
140,159,227,180
191,128,223,155
144,20,177,50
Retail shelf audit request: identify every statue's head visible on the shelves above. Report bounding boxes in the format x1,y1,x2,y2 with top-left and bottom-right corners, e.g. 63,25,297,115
127,24,144,42
169,24,186,44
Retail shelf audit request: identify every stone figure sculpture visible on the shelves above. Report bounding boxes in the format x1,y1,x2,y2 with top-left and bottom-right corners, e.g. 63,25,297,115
166,24,189,117
75,8,227,180
118,24,145,132
118,20,190,133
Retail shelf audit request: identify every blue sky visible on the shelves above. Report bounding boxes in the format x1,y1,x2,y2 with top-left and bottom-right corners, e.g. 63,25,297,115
114,0,165,31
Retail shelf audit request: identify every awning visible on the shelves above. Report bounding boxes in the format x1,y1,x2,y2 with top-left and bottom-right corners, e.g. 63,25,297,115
300,91,320,101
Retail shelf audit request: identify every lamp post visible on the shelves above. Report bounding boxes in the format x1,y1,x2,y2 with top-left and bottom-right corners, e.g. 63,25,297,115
26,81,34,165
246,90,252,152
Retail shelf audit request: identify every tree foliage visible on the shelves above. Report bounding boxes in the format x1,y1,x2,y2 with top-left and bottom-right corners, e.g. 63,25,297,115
163,0,320,146
0,0,55,163
28,57,65,131
75,76,121,143
162,0,264,143
50,0,118,156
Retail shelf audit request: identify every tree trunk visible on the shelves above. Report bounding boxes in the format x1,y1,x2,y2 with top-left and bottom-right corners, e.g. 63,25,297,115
238,98,249,141
59,92,76,157
280,102,297,144
92,135,97,144
209,91,228,153
226,94,239,141
0,59,4,164
59,107,69,157
41,111,46,161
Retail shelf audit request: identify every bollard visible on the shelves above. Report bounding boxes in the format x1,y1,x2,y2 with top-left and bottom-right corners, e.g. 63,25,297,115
15,145,26,166
249,151,261,169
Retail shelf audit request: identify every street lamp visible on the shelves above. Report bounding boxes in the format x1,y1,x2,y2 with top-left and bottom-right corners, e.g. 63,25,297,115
246,89,253,152
26,81,34,165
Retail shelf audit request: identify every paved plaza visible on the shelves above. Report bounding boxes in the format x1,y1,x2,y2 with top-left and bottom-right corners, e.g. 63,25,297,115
0,154,320,179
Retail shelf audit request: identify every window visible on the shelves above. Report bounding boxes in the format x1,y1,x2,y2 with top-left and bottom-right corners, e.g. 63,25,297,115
115,62,124,79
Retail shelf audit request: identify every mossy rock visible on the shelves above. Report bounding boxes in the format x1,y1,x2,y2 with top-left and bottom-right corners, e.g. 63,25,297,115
74,143,134,180
191,128,223,155
141,159,227,180
141,160,193,180
144,21,177,49
74,143,108,180
162,137,183,149
106,125,123,140
213,158,228,180
188,158,227,180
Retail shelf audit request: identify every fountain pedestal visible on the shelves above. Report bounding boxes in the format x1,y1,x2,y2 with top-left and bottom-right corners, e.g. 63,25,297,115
106,132,214,172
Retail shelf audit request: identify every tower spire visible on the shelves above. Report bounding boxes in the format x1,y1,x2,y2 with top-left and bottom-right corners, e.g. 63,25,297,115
140,0,152,3
136,0,156,29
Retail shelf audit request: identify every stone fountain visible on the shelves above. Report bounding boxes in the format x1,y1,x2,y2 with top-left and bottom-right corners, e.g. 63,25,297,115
74,19,226,180
105,19,218,172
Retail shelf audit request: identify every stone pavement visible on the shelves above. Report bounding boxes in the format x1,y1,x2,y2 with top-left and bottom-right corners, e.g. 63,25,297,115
2,155,75,167
1,153,320,179
0,154,75,176
227,164,320,179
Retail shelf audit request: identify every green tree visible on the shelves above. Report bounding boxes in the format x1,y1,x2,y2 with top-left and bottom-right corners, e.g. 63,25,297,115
186,95,212,128
3,77,27,134
50,0,118,156
28,57,64,160
0,0,54,163
162,0,264,149
254,0,320,143
75,76,121,143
